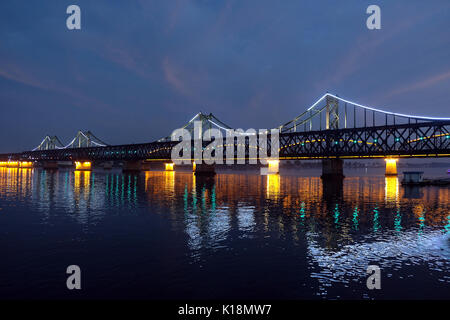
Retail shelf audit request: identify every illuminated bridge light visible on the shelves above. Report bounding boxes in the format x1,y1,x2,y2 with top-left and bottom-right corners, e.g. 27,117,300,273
267,160,279,174
395,138,400,142
373,139,378,143
0,161,29,168
75,161,92,171
165,163,174,171
385,158,398,176
19,161,33,168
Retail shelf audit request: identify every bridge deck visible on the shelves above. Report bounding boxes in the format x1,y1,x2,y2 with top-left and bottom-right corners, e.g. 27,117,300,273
1,120,449,162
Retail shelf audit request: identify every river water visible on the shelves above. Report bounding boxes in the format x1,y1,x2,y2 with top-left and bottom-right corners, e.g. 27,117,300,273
0,166,448,299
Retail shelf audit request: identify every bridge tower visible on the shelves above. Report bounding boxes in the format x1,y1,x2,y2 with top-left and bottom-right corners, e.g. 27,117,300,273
322,95,343,180
32,135,64,151
325,95,339,130
69,131,108,148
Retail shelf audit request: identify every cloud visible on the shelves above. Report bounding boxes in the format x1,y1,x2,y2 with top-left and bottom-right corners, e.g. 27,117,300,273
0,59,115,113
93,39,155,80
162,56,191,97
384,69,450,98
0,64,49,90
162,56,210,106
318,5,446,91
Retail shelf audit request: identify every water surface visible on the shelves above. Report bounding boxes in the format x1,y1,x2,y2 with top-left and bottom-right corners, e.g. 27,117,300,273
0,167,449,299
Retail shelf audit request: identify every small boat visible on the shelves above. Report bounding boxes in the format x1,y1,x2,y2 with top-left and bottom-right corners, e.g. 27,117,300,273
401,171,450,186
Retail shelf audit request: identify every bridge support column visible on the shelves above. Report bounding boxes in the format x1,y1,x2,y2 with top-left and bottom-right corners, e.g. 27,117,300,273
385,158,398,176
321,159,344,180
193,162,216,176
41,161,59,170
75,161,92,171
19,161,34,168
261,160,280,175
98,161,113,170
122,160,144,171
267,160,280,174
322,177,344,200
165,162,174,171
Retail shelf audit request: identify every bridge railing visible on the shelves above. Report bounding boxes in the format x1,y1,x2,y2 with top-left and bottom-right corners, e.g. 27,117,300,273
279,120,450,158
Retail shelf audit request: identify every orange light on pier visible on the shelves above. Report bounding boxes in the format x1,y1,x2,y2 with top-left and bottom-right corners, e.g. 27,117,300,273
0,161,28,167
75,161,92,170
165,163,174,171
267,160,280,174
192,161,196,172
19,161,33,168
385,158,398,176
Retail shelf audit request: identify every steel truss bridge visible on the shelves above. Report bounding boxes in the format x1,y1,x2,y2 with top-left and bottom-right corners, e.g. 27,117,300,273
1,93,450,163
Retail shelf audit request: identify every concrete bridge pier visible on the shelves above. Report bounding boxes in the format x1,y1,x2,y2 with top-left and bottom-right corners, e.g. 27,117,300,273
40,161,59,170
193,162,216,176
74,161,92,171
260,160,280,175
322,177,344,200
122,160,144,171
321,159,344,180
98,161,113,170
267,160,280,174
165,162,174,171
385,158,398,176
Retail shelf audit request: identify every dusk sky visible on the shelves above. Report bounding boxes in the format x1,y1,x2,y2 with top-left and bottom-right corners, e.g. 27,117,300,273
1,0,449,152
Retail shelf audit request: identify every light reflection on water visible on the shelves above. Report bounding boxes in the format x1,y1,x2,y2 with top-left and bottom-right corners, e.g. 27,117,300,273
0,167,449,299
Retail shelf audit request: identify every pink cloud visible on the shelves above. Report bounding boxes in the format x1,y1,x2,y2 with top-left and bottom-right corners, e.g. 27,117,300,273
94,39,154,80
0,64,49,90
317,5,447,92
384,70,450,98
162,56,191,97
0,59,115,113
162,56,210,106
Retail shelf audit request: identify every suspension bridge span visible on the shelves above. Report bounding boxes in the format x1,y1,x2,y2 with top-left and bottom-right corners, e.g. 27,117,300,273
1,93,449,176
